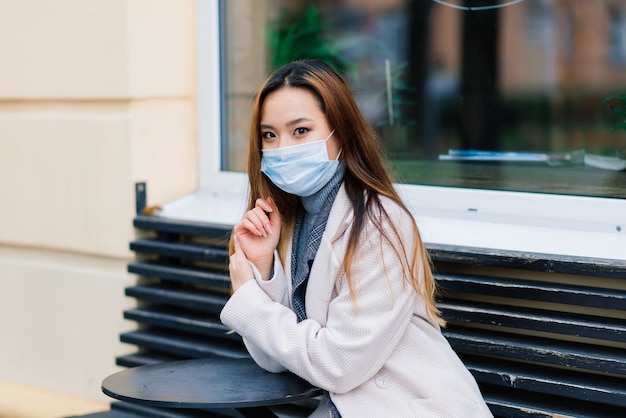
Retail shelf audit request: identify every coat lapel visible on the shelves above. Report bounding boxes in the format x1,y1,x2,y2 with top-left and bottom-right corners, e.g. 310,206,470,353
304,186,353,324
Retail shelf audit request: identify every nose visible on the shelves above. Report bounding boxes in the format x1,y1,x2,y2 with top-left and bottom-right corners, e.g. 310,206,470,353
275,135,297,149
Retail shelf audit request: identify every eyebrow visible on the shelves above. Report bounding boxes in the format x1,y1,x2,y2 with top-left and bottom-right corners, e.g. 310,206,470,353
260,117,314,130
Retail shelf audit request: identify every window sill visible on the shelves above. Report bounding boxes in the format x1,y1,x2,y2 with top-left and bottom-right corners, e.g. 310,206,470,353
158,184,626,261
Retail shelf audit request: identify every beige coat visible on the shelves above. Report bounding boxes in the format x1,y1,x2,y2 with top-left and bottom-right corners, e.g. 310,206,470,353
220,186,492,417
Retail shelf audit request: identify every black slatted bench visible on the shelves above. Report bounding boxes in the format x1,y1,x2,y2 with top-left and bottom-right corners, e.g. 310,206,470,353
125,284,228,314
100,212,626,418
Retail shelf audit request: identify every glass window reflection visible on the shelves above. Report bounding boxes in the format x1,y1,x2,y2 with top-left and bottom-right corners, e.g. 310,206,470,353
222,0,626,198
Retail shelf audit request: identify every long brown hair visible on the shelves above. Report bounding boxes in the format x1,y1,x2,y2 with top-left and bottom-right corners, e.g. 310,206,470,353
241,59,444,327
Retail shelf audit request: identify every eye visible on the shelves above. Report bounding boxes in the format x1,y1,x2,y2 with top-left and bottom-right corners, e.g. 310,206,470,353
261,131,276,140
294,127,309,136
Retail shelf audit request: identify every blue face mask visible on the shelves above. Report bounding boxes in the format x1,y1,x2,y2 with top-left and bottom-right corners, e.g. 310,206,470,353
261,130,340,197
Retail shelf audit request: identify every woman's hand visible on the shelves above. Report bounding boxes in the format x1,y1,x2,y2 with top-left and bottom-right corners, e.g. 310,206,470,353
229,234,254,293
232,198,281,281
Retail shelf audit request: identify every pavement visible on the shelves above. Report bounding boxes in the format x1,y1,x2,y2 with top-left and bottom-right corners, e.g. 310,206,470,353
0,380,108,418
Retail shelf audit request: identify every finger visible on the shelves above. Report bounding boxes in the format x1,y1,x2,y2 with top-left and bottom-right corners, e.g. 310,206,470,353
232,236,251,263
249,209,269,237
254,199,274,235
248,207,271,236
229,236,254,293
255,198,273,213
232,234,246,257
239,218,265,237
265,197,281,229
234,218,256,235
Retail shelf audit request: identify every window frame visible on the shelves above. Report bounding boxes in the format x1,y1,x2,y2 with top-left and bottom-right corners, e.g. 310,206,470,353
197,0,248,193
188,0,626,260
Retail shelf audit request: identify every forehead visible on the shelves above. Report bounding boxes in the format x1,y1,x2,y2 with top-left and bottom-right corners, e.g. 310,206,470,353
260,87,324,124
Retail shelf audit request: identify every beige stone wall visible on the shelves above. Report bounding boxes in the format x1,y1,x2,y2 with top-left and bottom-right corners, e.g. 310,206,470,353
0,245,134,406
0,0,198,405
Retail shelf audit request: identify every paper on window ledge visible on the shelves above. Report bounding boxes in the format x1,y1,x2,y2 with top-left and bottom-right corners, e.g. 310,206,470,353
439,149,626,171
583,154,626,171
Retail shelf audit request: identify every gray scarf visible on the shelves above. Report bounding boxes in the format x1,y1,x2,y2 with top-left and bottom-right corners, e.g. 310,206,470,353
291,163,345,322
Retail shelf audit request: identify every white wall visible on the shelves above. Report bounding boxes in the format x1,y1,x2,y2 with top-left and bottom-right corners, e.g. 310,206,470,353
0,0,198,403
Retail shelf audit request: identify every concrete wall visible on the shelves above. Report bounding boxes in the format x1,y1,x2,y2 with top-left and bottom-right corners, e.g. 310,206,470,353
0,0,198,404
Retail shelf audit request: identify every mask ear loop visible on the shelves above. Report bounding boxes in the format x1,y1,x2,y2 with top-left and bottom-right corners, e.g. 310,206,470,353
325,130,341,161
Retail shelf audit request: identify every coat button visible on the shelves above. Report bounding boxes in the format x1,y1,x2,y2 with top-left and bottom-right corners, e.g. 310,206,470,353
375,376,390,389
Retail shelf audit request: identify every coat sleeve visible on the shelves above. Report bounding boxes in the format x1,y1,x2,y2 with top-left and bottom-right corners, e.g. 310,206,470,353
233,251,291,372
221,205,429,393
248,250,290,306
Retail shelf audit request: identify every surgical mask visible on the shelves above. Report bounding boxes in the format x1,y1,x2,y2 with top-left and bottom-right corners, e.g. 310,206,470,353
261,130,340,197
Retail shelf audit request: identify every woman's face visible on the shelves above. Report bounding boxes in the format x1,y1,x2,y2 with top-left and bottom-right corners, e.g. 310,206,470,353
259,87,340,159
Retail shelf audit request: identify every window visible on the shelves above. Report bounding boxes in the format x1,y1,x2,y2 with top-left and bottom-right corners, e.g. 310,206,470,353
221,0,626,199
188,0,625,259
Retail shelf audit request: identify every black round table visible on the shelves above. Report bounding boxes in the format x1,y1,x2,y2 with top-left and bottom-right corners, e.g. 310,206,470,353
102,357,322,418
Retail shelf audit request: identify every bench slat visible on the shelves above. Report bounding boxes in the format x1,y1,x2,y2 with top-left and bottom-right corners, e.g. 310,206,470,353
112,400,241,418
120,329,248,359
72,408,146,418
124,307,239,342
437,273,626,310
443,327,626,376
482,385,626,418
440,301,626,343
127,262,230,290
134,215,231,239
130,239,229,264
116,351,182,368
428,243,626,278
125,284,228,313
466,355,626,407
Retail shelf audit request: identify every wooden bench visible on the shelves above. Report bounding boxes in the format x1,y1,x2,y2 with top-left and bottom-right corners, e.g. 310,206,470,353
108,213,626,418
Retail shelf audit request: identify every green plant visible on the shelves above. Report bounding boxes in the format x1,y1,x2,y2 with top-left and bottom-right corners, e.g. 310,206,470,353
600,93,626,132
267,3,349,74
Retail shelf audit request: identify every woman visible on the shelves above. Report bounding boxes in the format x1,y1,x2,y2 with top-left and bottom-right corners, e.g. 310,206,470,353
220,59,492,417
